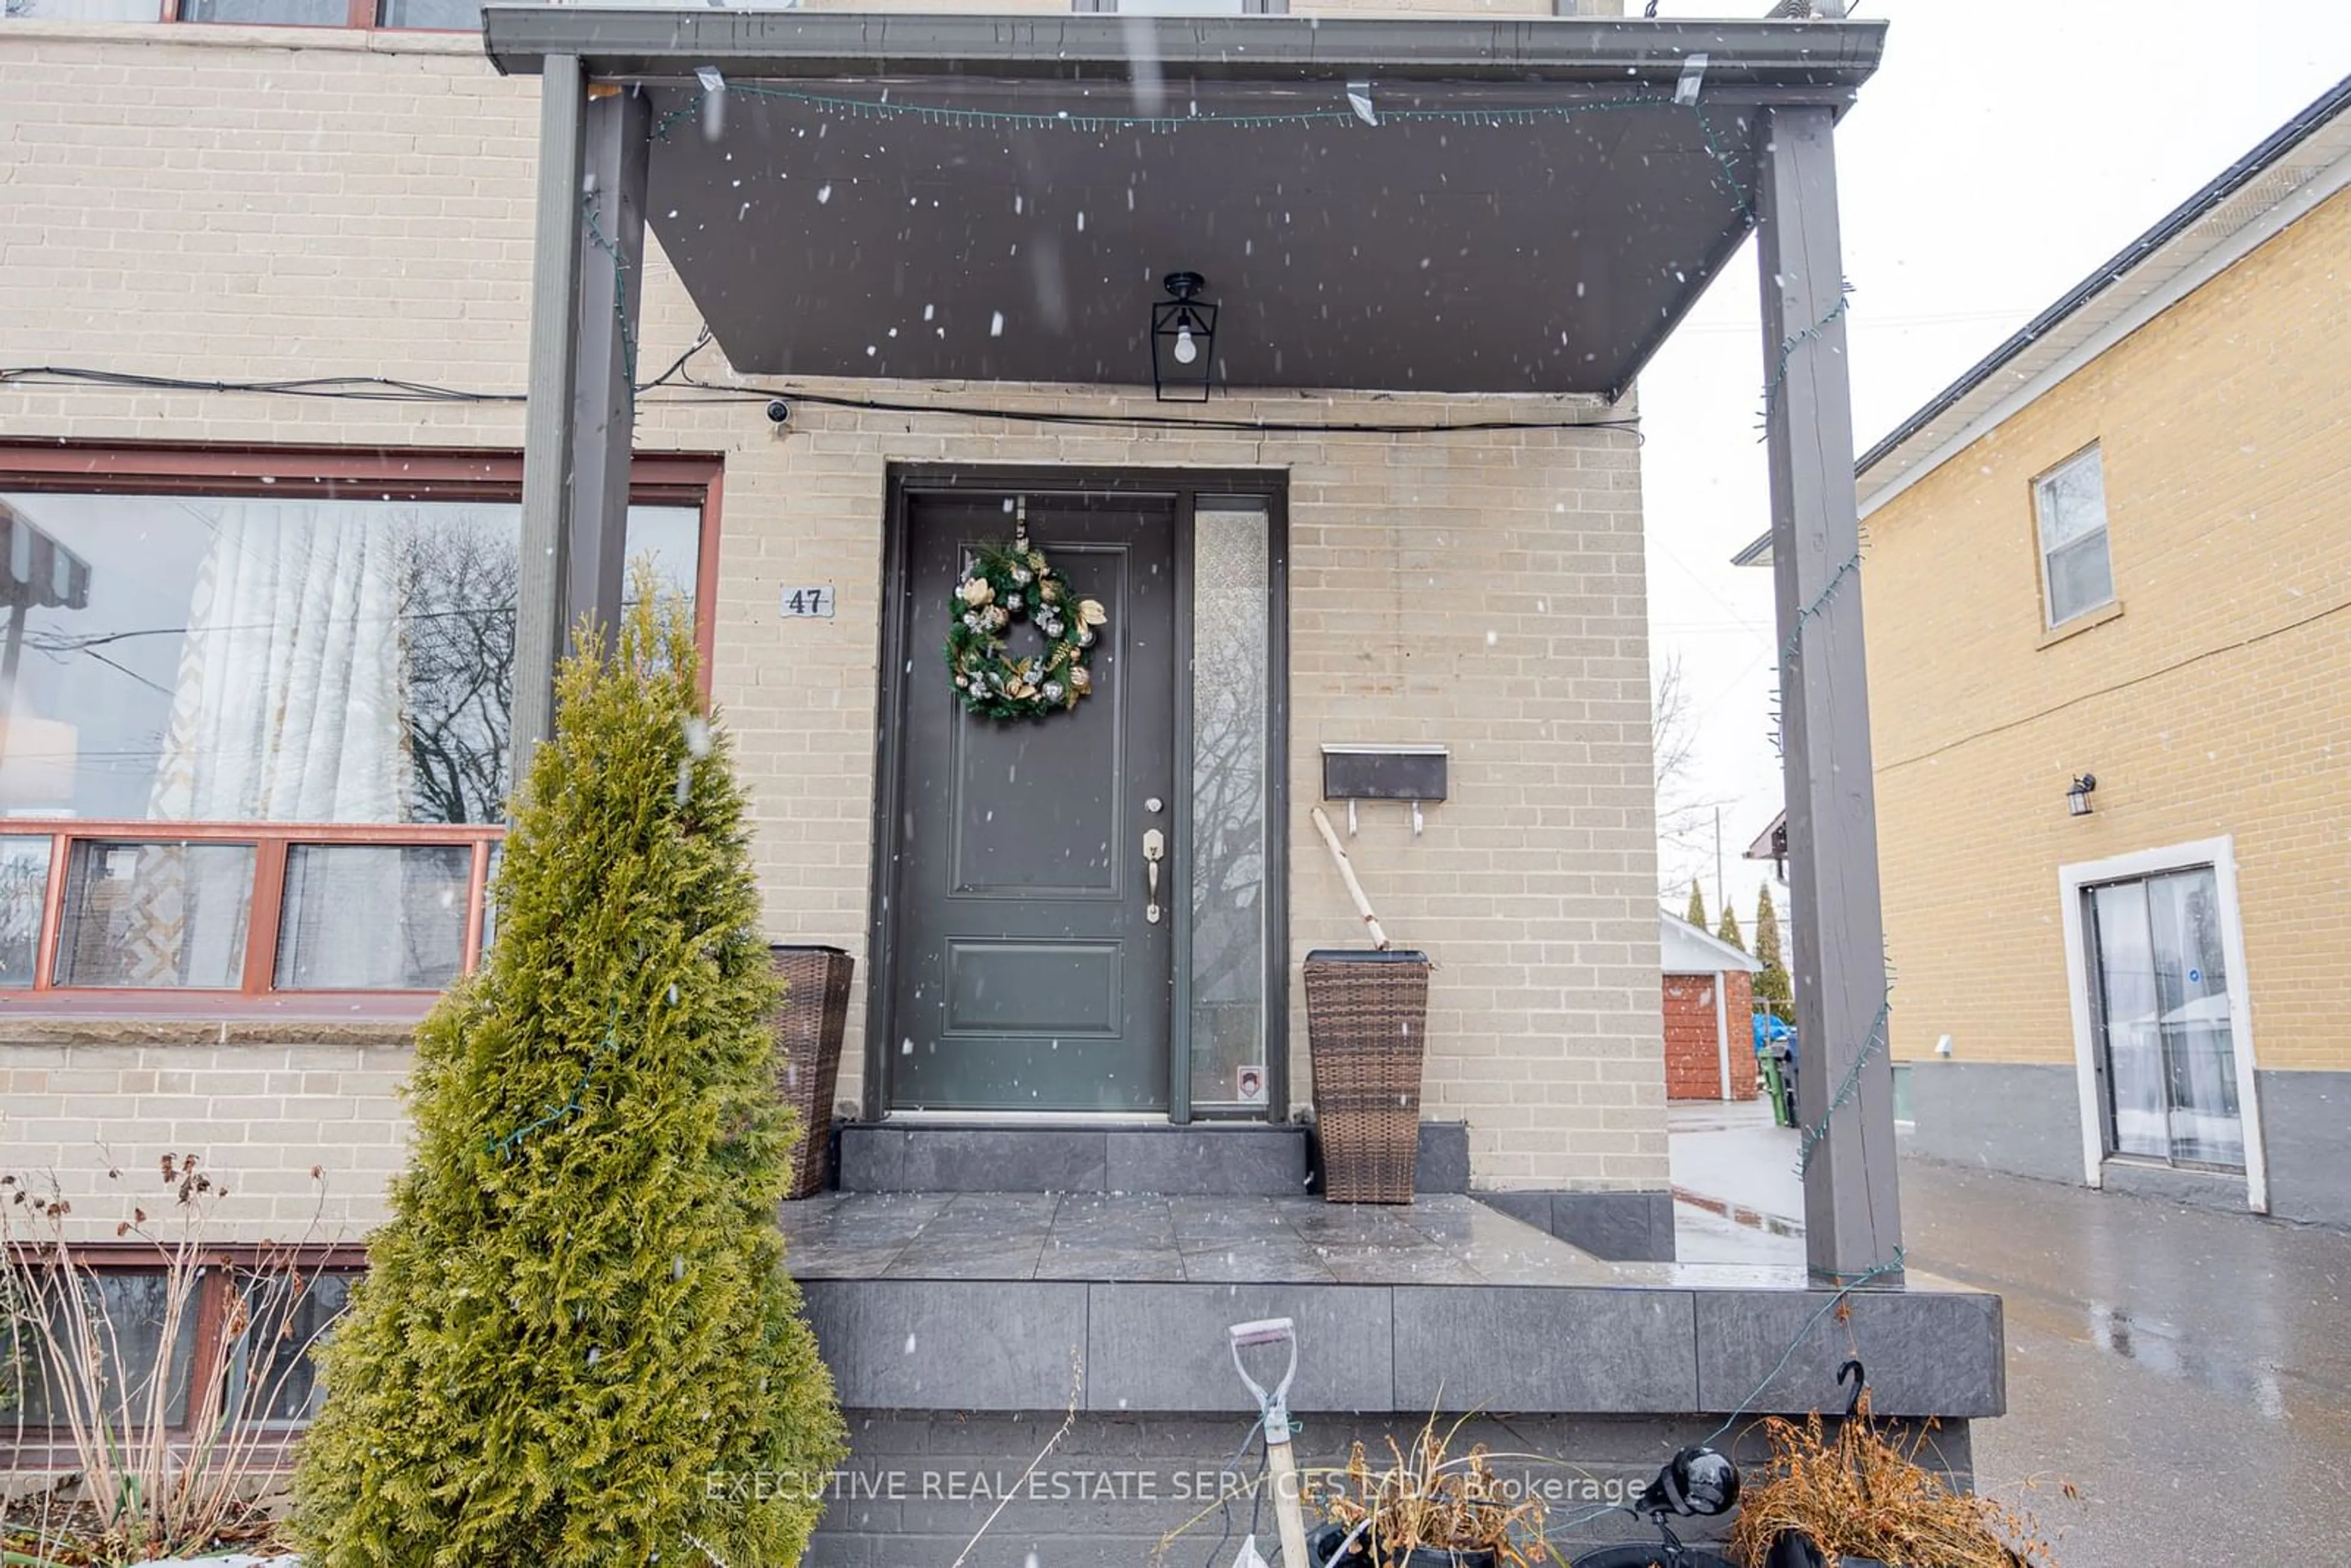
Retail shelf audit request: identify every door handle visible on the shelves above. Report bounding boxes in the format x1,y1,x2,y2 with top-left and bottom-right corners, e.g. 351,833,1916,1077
1142,827,1166,925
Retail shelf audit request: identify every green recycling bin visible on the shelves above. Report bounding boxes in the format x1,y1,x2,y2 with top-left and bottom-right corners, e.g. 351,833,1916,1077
1760,1051,1794,1128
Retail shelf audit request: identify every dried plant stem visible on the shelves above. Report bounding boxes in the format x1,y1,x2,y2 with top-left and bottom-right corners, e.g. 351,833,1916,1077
2,1156,339,1563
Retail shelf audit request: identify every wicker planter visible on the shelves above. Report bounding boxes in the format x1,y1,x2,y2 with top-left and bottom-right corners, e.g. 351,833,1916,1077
768,944,856,1200
1303,948,1432,1204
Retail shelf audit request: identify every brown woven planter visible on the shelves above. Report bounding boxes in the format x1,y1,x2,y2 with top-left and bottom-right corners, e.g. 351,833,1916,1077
1303,949,1431,1204
768,944,856,1200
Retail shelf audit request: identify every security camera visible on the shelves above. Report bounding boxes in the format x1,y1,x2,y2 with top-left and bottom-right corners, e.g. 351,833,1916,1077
765,399,792,426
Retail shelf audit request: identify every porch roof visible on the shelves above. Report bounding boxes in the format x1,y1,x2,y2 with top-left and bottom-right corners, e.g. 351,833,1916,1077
480,10,1886,397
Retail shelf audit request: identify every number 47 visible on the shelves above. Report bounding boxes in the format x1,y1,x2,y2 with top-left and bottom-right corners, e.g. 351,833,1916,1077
781,586,836,618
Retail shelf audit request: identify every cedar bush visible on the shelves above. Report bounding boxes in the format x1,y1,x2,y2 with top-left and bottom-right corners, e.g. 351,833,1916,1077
1684,880,1707,930
1755,882,1794,1024
293,591,844,1567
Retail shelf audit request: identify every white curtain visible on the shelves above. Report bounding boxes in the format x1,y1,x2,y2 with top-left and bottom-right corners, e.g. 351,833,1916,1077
124,505,411,987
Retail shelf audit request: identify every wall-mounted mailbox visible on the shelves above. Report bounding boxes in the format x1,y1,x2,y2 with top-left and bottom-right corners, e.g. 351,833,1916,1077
1321,744,1450,803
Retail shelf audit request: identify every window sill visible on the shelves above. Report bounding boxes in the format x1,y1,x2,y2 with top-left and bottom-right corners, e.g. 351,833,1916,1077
0,999,428,1047
2036,598,2124,650
0,18,479,54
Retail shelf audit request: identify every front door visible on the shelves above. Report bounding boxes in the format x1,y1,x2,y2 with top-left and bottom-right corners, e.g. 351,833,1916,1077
884,490,1176,1111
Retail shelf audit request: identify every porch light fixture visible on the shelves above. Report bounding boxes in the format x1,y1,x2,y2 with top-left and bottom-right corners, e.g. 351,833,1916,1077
2067,773,2098,816
1150,271,1218,402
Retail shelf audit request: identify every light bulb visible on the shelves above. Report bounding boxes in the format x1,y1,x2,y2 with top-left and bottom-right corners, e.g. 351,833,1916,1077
1172,324,1198,366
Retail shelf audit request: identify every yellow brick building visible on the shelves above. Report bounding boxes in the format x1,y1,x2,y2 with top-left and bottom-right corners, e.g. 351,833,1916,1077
1797,77,2351,1224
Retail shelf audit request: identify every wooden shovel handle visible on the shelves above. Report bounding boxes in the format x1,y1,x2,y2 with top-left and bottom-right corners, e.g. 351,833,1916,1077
1309,806,1390,951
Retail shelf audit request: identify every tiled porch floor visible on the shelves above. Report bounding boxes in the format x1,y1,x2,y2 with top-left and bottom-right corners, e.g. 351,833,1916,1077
779,1191,1633,1285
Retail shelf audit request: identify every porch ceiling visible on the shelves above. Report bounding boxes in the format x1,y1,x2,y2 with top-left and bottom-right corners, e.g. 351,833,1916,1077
481,11,1886,397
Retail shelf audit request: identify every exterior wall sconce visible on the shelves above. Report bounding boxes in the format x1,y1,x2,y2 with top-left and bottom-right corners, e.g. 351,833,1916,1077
2067,773,2098,816
1151,271,1218,402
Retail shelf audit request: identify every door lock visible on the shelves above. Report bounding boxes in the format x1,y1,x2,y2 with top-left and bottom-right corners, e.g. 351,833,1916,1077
1142,827,1166,925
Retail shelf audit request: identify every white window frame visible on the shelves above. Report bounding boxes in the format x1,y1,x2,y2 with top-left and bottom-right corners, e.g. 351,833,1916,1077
2031,444,2115,630
2057,835,2268,1212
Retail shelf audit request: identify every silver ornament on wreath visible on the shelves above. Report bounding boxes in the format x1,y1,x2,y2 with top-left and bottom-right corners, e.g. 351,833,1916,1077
943,502,1107,721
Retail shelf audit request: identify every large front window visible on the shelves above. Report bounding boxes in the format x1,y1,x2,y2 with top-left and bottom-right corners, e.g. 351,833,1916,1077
0,448,714,1001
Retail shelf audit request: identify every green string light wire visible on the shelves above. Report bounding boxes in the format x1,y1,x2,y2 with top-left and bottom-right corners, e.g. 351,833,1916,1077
1777,550,1859,670
487,1003,624,1161
1793,988,1892,1178
1758,279,1853,432
582,191,642,402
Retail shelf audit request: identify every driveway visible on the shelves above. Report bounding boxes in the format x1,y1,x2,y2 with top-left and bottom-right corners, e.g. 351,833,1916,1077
1670,1101,2351,1567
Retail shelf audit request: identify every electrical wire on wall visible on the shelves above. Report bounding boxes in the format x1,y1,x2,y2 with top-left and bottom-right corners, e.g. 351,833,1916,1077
0,351,1643,441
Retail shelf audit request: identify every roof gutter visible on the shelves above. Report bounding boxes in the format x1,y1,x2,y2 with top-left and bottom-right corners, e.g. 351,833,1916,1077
479,9,1885,92
1855,70,2351,479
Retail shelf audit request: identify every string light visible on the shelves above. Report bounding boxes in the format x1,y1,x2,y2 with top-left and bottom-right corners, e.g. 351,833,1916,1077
1758,280,1854,432
1794,988,1892,1178
582,190,642,402
487,1005,622,1161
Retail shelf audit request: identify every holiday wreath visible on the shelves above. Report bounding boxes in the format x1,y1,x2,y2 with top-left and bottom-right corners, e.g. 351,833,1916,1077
945,542,1107,720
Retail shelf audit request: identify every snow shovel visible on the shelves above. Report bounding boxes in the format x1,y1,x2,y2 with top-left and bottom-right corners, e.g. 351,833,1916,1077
1230,1317,1311,1568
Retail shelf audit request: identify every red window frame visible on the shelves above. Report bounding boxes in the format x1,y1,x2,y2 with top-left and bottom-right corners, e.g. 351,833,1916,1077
0,441,724,1019
0,1241,367,1465
152,0,475,32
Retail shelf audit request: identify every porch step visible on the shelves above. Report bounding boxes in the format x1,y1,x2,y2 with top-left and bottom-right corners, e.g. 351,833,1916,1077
833,1119,1469,1197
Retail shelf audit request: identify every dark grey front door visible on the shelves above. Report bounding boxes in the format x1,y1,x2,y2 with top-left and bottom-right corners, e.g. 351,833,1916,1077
886,492,1176,1111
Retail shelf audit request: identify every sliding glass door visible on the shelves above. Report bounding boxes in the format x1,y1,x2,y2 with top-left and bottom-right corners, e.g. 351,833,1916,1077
2085,866,2243,1169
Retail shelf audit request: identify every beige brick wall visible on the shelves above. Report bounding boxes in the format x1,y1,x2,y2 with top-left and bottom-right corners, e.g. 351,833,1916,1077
1864,183,2351,1075
0,1034,411,1243
0,23,1666,1207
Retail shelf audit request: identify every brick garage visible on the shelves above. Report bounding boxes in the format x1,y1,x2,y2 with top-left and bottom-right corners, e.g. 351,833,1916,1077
1659,915,1761,1103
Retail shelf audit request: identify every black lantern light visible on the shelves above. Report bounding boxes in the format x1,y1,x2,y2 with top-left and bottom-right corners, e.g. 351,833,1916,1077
1150,271,1218,402
2067,773,2098,817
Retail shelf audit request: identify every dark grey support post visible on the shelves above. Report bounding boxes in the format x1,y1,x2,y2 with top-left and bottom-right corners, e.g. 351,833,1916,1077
511,64,648,799
569,84,651,647
1756,105,1903,1286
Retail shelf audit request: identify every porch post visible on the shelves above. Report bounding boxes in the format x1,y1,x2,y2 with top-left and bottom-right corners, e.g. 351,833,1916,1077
1755,105,1903,1285
568,84,651,645
513,55,588,792
512,64,648,797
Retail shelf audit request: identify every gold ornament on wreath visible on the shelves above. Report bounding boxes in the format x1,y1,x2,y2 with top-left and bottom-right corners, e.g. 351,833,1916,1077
945,518,1107,721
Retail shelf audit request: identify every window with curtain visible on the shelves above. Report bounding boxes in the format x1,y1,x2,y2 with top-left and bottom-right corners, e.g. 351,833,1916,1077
0,478,704,995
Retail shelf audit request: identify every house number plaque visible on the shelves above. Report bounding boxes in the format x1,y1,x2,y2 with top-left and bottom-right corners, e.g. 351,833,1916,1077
780,585,837,618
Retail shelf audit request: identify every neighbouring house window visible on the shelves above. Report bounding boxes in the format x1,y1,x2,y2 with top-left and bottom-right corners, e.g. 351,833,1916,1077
0,452,715,1000
2033,446,2113,627
2083,866,2243,1171
1188,497,1273,1112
